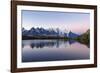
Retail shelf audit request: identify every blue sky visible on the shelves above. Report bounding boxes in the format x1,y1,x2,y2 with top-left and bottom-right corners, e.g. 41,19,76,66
22,10,90,34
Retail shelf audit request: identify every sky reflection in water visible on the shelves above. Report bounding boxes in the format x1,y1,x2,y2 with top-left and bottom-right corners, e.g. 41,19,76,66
22,40,90,62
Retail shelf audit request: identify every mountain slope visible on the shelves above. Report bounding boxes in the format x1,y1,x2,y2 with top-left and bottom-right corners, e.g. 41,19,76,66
68,31,80,39
77,29,90,44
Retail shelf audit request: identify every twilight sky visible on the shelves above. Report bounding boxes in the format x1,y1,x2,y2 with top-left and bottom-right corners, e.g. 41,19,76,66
22,10,90,34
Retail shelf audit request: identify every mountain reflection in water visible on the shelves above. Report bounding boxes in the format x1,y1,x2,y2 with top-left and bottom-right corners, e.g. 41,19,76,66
22,39,89,49
22,39,90,62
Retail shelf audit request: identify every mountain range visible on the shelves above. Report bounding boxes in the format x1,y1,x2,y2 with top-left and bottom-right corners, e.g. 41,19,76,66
22,27,80,39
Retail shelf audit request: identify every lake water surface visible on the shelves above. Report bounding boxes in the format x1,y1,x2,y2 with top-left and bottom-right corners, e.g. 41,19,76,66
22,39,90,62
